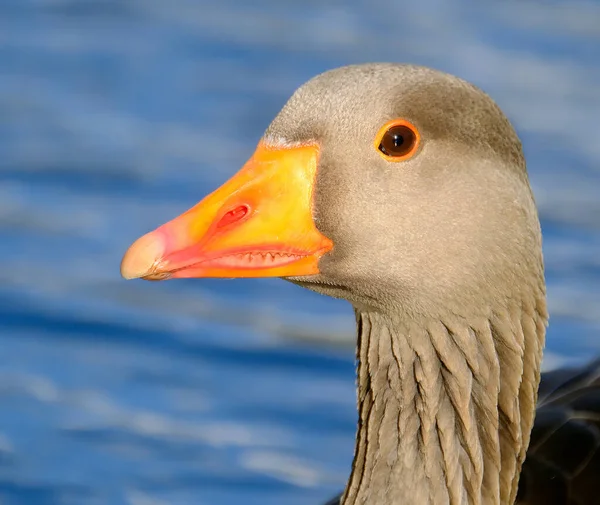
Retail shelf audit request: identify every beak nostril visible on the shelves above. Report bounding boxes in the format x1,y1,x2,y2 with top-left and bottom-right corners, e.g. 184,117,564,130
216,205,250,229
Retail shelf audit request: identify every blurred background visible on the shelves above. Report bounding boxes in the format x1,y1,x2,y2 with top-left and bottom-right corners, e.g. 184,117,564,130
1,0,599,504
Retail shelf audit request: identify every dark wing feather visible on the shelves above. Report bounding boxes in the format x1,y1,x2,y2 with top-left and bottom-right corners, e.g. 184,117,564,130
323,359,600,505
517,358,600,505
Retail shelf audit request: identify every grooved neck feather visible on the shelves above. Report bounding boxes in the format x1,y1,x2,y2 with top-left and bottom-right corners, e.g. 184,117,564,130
342,296,546,505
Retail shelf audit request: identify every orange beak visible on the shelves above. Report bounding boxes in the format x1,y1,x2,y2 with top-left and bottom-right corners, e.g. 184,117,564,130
120,142,333,280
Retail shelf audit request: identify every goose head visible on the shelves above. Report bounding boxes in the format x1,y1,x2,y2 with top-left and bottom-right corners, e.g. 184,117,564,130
121,63,544,319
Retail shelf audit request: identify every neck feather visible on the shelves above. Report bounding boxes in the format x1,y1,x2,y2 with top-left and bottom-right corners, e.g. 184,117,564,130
341,296,547,505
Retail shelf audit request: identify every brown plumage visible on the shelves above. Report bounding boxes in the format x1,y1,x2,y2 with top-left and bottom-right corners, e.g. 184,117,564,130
273,64,599,505
324,358,600,505
275,64,599,505
123,63,600,505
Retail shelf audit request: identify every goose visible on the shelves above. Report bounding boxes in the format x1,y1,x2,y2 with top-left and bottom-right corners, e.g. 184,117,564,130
120,63,600,505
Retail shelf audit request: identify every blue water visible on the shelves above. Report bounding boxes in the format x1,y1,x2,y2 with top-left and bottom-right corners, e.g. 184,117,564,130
1,1,600,504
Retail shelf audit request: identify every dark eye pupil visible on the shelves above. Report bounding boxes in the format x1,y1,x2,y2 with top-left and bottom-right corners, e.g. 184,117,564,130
378,125,416,157
392,134,404,147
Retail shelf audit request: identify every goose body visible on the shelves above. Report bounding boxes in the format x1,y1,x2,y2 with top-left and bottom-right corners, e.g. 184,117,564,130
121,64,600,505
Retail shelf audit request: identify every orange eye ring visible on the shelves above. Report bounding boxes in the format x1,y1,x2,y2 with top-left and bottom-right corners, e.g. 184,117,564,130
374,119,420,162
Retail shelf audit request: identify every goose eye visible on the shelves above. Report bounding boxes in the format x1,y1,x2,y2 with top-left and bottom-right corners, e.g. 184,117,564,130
375,120,420,161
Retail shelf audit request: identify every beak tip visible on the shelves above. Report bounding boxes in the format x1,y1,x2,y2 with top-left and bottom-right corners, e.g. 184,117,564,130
120,232,166,280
